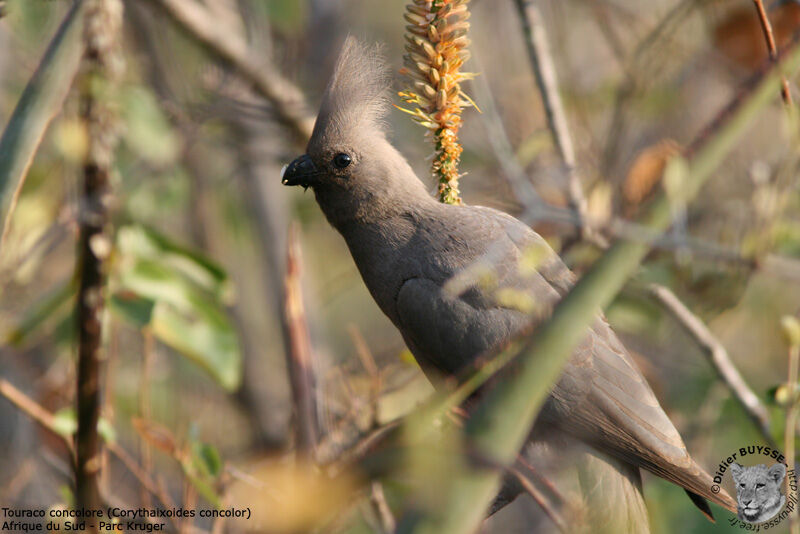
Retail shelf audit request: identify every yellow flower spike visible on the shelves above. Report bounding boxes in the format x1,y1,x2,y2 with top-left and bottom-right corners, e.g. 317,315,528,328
401,0,476,205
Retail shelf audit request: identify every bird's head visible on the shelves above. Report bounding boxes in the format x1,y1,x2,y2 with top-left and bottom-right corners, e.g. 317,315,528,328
282,37,430,227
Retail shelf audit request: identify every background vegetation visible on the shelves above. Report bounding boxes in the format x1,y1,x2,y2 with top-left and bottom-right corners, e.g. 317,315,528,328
1,0,800,532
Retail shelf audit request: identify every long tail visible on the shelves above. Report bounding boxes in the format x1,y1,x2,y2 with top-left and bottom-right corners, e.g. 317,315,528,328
645,459,737,518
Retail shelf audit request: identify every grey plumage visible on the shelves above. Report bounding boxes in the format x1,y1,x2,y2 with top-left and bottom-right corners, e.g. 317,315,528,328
282,37,737,528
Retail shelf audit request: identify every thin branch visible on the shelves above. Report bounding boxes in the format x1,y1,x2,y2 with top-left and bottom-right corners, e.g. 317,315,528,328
648,284,774,445
0,378,74,455
105,442,181,531
369,481,396,534
509,468,568,533
513,0,597,245
751,0,793,105
75,0,123,518
144,0,314,143
284,225,319,455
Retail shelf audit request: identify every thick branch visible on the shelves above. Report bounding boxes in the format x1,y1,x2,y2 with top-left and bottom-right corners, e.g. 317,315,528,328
75,0,123,519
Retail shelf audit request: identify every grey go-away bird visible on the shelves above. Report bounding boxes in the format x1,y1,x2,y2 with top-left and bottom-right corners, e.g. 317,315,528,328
281,37,737,530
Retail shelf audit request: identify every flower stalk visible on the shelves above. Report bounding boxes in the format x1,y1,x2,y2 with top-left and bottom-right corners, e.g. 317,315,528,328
400,0,475,205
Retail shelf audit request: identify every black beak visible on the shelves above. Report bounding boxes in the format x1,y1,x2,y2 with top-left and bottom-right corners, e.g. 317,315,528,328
281,154,318,188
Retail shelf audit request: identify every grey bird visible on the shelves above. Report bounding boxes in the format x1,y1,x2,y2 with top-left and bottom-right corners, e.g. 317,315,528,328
281,37,737,529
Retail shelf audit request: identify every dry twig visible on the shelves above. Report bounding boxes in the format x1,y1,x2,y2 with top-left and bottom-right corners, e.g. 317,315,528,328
509,468,568,533
648,284,774,445
513,0,596,245
106,442,177,510
284,225,319,455
144,0,314,143
0,378,74,455
751,0,793,105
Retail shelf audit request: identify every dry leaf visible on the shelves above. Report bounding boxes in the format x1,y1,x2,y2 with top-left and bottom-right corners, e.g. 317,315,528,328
622,139,681,216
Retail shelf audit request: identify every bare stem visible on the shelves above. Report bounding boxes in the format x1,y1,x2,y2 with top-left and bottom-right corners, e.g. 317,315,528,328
75,0,123,518
283,225,318,455
513,0,592,244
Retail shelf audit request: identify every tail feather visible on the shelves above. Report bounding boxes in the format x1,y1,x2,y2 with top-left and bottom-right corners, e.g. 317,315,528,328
641,458,737,517
685,490,715,522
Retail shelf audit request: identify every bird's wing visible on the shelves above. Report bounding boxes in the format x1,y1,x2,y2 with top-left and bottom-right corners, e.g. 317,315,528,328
395,276,530,377
398,205,736,513
483,207,736,512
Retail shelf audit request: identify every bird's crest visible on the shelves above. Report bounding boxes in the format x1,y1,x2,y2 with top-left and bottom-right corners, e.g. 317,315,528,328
310,37,391,148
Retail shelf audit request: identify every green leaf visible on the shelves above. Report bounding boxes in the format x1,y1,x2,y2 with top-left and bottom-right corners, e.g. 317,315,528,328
51,407,116,443
117,225,232,303
57,485,74,508
193,441,222,478
182,469,222,508
109,292,155,328
181,438,223,507
98,417,117,444
114,225,241,390
52,407,77,437
0,0,86,242
150,301,241,391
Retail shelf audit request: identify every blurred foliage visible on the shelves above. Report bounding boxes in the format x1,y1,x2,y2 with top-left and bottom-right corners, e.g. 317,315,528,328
0,0,799,533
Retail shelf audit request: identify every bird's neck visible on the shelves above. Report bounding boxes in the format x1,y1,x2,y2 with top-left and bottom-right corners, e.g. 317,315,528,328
315,166,436,231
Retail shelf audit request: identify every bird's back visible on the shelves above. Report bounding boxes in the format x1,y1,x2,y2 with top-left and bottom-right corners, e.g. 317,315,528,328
341,201,736,516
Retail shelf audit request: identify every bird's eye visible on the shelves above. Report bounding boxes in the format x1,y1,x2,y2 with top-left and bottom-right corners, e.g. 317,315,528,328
333,153,352,169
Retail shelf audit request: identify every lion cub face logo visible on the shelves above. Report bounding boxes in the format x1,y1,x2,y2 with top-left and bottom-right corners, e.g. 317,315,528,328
731,462,787,523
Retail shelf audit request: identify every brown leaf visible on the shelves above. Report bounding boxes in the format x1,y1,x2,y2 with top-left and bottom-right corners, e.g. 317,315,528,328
622,139,681,216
